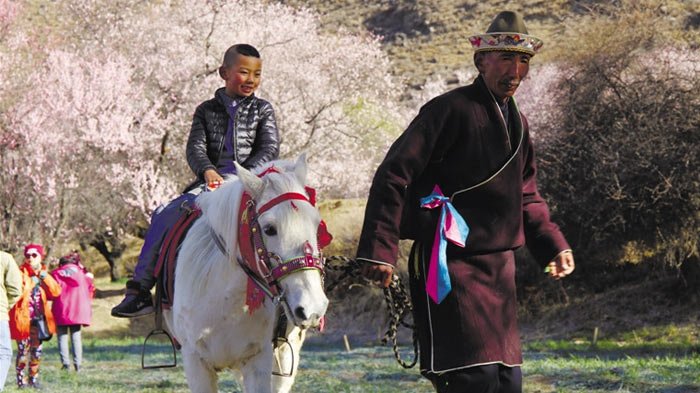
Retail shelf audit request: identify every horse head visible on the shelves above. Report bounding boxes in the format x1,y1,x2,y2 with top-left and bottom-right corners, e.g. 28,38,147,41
235,155,329,329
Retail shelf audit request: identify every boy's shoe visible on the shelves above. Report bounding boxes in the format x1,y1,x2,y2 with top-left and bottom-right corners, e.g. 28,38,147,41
111,280,154,318
61,364,70,370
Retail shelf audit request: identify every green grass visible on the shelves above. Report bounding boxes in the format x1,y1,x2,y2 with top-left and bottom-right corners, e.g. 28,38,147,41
1,337,697,392
525,354,700,393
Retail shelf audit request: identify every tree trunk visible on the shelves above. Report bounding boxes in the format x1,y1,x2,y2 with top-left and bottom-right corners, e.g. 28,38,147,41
680,254,700,292
90,230,127,282
46,189,71,261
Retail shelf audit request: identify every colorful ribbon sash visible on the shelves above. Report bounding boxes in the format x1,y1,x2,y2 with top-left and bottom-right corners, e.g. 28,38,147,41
420,185,469,304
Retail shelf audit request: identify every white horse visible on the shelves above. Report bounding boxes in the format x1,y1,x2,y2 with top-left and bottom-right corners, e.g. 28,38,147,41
163,155,329,393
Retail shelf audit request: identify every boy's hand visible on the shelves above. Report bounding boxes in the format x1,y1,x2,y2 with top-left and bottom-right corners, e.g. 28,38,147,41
204,169,224,186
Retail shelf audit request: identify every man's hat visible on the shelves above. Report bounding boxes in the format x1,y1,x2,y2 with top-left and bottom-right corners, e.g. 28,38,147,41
469,11,543,56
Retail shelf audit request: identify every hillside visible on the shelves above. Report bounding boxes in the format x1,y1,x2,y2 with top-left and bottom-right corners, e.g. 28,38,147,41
277,0,699,88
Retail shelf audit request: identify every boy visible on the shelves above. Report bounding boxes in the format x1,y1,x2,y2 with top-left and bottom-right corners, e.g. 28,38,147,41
112,44,280,317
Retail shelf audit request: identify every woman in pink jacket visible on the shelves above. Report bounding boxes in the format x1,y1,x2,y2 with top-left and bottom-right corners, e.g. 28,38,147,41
50,251,94,372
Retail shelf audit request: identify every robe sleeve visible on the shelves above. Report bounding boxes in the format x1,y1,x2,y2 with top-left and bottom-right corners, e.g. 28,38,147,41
521,127,571,265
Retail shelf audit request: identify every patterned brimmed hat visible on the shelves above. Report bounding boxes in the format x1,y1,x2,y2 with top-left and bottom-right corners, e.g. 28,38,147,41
469,11,543,56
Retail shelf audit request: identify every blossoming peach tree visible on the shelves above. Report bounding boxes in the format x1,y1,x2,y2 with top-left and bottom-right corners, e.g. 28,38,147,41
0,0,402,275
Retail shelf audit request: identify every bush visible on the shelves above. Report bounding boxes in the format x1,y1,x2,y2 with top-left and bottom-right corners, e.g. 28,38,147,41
532,2,700,283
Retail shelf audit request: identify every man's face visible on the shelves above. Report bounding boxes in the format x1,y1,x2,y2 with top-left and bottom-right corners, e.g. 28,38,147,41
477,51,531,103
220,54,262,98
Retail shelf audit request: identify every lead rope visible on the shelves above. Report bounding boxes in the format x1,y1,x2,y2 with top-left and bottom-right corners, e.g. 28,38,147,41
325,256,418,368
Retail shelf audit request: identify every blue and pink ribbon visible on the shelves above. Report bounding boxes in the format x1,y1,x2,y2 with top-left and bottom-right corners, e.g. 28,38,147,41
420,185,469,304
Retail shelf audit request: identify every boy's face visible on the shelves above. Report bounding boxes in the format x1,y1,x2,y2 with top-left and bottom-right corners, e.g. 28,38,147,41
220,54,262,98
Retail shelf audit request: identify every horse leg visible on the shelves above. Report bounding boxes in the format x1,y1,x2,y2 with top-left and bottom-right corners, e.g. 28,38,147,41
271,326,306,393
181,348,218,393
241,348,274,393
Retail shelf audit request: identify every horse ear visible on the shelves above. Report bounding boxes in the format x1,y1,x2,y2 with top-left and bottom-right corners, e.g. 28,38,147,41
294,153,307,185
235,162,264,198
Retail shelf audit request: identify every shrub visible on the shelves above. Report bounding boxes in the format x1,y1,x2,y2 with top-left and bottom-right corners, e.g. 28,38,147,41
532,2,700,284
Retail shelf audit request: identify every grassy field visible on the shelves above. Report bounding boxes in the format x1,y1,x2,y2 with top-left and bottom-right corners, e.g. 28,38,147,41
0,336,697,392
9,275,699,392
69,225,699,393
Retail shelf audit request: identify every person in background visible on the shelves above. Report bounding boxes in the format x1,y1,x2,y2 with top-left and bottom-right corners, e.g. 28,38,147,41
50,251,94,372
356,11,575,393
0,251,22,392
111,43,279,318
9,244,61,389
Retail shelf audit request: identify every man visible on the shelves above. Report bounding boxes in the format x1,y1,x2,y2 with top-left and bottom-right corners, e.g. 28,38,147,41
356,11,575,393
0,251,22,391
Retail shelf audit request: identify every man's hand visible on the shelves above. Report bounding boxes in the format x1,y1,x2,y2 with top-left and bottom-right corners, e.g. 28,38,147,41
360,262,394,288
546,251,575,280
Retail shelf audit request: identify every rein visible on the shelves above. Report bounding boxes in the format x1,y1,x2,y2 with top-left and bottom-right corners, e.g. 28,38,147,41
324,255,418,369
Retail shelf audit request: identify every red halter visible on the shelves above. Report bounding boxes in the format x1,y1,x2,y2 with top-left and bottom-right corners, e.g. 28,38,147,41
236,169,326,314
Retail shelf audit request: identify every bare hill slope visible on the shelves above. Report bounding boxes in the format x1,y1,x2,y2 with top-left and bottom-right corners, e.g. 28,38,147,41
278,0,699,87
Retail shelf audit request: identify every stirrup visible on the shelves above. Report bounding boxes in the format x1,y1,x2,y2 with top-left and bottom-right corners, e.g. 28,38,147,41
142,328,178,369
142,282,178,369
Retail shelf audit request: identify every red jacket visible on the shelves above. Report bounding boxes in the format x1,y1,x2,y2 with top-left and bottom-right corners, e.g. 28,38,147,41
9,264,62,340
51,263,94,326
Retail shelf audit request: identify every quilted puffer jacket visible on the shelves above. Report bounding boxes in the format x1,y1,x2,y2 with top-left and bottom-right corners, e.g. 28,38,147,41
186,88,279,183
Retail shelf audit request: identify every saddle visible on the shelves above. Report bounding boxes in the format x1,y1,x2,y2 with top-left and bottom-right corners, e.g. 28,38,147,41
153,202,202,310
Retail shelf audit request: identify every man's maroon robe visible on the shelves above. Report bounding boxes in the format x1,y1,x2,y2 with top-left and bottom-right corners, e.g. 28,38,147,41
356,76,570,375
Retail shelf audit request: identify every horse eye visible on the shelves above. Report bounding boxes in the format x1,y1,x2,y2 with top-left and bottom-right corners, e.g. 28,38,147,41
263,225,277,236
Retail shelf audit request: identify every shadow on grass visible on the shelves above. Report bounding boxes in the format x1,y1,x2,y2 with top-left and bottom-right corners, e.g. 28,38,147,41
525,343,700,360
94,288,125,298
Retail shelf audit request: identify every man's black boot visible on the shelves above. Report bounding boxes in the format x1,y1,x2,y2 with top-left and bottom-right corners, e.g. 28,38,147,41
111,280,154,318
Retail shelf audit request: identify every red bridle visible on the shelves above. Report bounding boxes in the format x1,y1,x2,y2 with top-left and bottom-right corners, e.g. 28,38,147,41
236,169,325,313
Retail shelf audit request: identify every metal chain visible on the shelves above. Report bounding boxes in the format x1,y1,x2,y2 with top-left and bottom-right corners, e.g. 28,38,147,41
324,255,418,368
